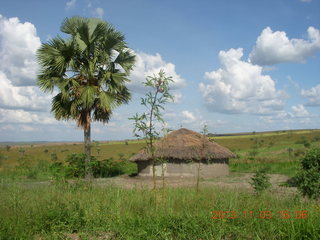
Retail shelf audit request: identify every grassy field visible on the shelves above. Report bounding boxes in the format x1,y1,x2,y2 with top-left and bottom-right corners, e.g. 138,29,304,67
1,129,319,177
0,182,319,239
0,129,320,239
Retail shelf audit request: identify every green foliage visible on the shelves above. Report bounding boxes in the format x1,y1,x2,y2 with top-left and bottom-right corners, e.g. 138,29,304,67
0,184,319,239
295,148,320,199
50,152,58,161
37,16,135,128
130,70,174,144
37,16,136,178
130,70,174,188
48,153,132,179
250,168,271,194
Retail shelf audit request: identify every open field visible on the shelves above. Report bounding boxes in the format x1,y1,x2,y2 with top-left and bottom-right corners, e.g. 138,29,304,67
1,181,320,239
1,129,320,239
1,129,319,177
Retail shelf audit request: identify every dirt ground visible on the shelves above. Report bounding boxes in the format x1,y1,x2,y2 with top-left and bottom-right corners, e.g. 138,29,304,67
93,173,297,196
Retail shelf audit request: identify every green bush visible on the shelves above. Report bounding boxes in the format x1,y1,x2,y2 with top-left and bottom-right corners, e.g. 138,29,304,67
250,168,271,194
62,153,130,178
295,148,320,199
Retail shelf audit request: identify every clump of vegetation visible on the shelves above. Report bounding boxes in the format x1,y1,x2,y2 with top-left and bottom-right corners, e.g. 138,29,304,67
50,152,58,161
49,153,133,180
295,148,320,199
250,168,271,194
130,70,173,189
0,184,319,239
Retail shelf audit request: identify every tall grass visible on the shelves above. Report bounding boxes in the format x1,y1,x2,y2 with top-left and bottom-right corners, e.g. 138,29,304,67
0,180,319,239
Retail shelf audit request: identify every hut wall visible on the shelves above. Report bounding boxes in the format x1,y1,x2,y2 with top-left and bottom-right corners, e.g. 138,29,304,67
166,162,229,177
137,160,229,178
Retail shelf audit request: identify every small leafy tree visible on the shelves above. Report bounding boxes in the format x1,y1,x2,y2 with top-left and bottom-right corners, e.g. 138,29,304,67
130,70,173,189
250,168,271,195
295,148,320,199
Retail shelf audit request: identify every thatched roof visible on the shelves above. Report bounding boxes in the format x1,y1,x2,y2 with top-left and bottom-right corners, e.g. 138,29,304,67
129,128,235,162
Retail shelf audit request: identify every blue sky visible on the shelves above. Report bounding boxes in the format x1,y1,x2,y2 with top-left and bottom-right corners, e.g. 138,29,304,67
0,0,319,141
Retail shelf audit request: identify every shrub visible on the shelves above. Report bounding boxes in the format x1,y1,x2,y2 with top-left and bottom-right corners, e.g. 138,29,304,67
64,153,129,178
295,148,320,199
50,152,58,161
65,153,87,178
250,168,271,194
49,162,67,180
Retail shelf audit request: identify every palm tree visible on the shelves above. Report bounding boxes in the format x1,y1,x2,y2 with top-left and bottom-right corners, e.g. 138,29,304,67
37,17,135,178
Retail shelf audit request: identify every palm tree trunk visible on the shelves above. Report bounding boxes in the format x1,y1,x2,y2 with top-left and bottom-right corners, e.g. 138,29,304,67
84,122,92,179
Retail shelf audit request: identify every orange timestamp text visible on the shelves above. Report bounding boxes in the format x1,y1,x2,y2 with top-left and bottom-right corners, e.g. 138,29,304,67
210,210,308,220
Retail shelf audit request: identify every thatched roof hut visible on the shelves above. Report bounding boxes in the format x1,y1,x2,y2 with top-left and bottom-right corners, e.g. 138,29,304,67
130,128,235,177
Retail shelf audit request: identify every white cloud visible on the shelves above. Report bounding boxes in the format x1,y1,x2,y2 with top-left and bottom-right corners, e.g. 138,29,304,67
181,110,197,123
65,0,76,10
260,104,313,123
301,0,312,2
128,51,186,93
0,15,41,86
0,109,55,124
200,48,286,115
0,71,51,111
93,7,104,18
291,104,311,118
172,91,183,104
249,27,320,65
301,84,320,106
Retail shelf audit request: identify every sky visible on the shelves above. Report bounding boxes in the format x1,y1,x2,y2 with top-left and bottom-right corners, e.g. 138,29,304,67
0,0,320,142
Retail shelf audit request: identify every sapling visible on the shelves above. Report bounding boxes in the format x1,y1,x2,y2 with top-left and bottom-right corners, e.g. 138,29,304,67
130,70,174,189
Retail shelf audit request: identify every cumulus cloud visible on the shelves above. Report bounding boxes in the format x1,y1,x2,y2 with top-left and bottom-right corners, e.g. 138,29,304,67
128,51,186,93
93,7,104,18
291,104,312,118
199,48,286,115
65,0,76,10
0,15,41,86
249,27,320,65
260,104,312,123
0,71,51,111
0,109,55,124
301,84,320,106
181,110,197,123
